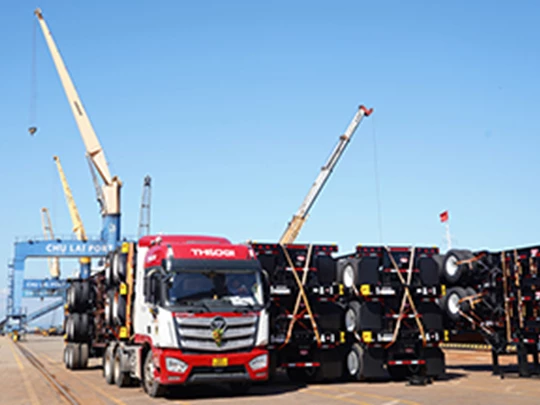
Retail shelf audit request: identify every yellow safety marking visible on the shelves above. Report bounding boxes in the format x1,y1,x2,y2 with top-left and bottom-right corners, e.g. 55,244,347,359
441,284,446,296
314,386,421,405
360,284,370,295
119,282,128,295
340,331,346,343
361,331,372,343
121,242,130,253
302,388,371,405
119,327,128,339
8,340,41,405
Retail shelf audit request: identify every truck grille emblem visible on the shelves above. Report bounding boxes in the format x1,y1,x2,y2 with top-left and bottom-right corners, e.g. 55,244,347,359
210,317,227,347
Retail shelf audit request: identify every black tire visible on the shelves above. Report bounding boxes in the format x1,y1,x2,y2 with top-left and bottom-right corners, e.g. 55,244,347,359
79,343,89,369
113,293,127,326
229,382,252,395
71,343,81,370
66,315,75,341
104,344,115,385
345,301,362,333
72,313,89,342
143,350,166,397
345,343,364,381
113,253,128,284
465,287,476,298
78,281,91,312
63,344,71,368
67,284,78,312
441,249,474,284
105,290,114,326
337,258,358,288
444,287,468,321
114,347,132,387
105,252,114,287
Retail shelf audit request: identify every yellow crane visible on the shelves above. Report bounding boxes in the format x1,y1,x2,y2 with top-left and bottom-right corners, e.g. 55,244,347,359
53,156,90,268
41,207,60,278
279,105,373,244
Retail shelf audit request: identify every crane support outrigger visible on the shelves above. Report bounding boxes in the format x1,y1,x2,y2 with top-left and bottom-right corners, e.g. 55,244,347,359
279,105,373,244
35,8,121,250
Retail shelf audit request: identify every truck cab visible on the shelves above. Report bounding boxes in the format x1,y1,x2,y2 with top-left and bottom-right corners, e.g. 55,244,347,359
102,235,270,397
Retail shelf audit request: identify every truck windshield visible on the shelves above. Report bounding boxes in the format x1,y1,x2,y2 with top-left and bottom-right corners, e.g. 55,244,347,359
167,271,263,308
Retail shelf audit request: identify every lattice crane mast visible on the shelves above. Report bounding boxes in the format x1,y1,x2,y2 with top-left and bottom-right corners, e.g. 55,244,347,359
138,176,152,239
279,105,373,244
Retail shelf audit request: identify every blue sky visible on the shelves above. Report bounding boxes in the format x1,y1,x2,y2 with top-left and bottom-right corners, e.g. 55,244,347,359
1,1,539,323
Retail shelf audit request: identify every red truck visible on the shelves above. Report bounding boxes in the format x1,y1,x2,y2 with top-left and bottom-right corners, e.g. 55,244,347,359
63,235,271,397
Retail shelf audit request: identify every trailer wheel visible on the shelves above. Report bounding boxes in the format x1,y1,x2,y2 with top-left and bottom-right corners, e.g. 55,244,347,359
442,250,474,284
105,290,114,326
337,259,357,288
66,315,75,341
113,293,127,326
444,287,468,321
67,284,78,312
77,281,91,312
113,253,127,284
68,343,80,370
345,343,364,381
114,347,132,387
79,343,89,369
63,344,71,368
104,345,116,385
143,350,166,397
345,301,362,332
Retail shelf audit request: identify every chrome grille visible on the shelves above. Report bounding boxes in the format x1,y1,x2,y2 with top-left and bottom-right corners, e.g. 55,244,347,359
176,315,257,352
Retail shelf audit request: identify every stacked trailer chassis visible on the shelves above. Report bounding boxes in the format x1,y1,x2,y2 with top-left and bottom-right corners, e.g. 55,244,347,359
440,246,540,378
252,243,446,383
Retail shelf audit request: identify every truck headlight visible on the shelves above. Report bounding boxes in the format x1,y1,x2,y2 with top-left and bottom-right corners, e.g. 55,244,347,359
165,357,188,373
249,354,268,371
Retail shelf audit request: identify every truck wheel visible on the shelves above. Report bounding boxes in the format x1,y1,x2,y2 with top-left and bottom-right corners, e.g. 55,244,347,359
114,347,132,387
79,343,89,369
143,351,166,397
113,253,127,284
70,343,81,370
113,294,127,326
229,382,251,395
345,301,362,332
104,345,116,385
345,343,364,381
64,344,71,368
444,287,468,321
78,282,91,312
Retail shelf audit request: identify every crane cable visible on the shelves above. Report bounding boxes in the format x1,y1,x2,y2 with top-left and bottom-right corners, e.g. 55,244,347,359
29,19,38,135
371,116,384,243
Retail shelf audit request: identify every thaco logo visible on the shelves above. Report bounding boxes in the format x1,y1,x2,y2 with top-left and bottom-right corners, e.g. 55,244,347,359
191,248,236,258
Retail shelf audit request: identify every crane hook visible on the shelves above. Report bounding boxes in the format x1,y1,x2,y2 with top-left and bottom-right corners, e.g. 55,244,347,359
29,126,38,136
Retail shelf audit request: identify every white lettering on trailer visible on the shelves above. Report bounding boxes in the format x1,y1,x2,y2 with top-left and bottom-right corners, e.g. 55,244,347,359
190,248,236,258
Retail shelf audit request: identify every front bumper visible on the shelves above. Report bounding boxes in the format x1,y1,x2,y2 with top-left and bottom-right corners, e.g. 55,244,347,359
152,347,269,385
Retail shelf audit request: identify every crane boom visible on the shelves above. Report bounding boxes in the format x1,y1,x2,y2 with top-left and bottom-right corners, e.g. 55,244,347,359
41,208,60,278
34,8,121,216
53,156,87,241
279,105,373,244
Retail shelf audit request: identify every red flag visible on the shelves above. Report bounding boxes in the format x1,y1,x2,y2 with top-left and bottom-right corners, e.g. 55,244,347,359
440,211,449,223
